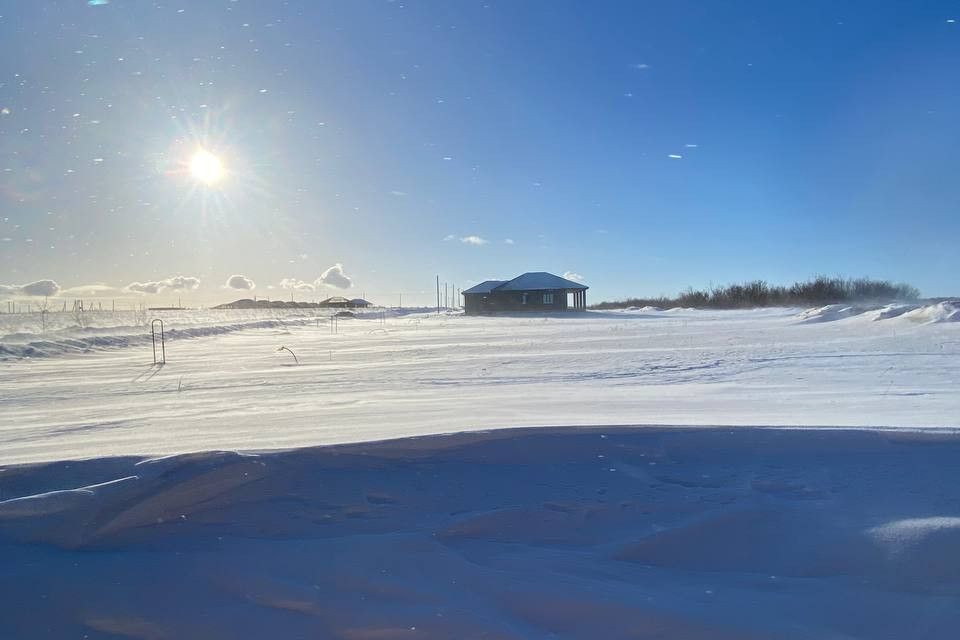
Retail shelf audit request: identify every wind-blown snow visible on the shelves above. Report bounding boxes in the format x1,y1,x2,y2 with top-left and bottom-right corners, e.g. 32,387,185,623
799,300,959,324
0,305,958,465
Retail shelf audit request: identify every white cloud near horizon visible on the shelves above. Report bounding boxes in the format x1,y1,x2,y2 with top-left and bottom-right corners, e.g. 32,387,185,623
563,271,585,283
22,280,61,297
0,279,61,298
125,275,201,295
280,278,315,291
126,282,164,294
504,238,515,245
317,263,352,289
61,283,119,296
225,275,256,291
165,275,201,291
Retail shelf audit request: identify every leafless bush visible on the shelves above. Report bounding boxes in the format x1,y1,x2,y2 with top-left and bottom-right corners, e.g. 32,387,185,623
593,276,920,310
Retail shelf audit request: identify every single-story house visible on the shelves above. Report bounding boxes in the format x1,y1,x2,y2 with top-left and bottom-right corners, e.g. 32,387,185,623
462,272,588,315
318,296,352,308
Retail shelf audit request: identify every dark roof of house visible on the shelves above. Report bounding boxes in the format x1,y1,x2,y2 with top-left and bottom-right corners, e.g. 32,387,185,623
463,272,588,295
497,272,587,291
462,280,507,294
349,298,371,306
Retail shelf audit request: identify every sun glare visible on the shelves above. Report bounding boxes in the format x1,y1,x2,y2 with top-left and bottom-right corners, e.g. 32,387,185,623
189,149,225,185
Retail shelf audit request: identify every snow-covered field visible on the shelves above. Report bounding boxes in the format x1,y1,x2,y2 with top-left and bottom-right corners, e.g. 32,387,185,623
2,304,960,638
1,304,958,465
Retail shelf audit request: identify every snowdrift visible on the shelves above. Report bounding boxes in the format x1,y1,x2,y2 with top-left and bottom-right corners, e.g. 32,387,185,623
2,427,960,638
0,307,441,360
0,317,315,360
798,301,959,324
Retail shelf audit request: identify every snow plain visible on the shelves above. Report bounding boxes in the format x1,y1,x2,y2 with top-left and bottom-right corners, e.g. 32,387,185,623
1,304,958,465
2,304,960,638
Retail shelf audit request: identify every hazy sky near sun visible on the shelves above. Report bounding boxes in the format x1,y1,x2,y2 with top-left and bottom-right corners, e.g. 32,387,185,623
1,0,958,305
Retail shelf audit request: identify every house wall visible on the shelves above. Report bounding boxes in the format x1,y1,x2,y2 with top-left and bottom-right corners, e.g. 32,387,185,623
463,294,485,315
464,290,572,314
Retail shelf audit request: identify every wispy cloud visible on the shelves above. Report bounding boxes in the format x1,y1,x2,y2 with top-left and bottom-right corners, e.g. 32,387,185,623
316,263,352,289
631,63,650,70
445,234,489,246
563,271,585,283
668,154,683,159
504,238,515,245
225,275,256,291
0,280,61,297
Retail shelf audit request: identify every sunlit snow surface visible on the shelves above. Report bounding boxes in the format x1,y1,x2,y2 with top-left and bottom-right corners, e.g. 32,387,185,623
1,304,958,465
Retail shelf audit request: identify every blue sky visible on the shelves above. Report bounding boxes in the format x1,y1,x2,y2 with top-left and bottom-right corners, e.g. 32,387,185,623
1,1,958,305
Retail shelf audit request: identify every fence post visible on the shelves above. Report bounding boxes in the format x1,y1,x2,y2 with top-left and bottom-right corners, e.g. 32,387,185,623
151,319,166,364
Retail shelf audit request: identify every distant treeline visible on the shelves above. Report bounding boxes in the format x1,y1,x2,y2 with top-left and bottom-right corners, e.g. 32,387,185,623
592,276,921,310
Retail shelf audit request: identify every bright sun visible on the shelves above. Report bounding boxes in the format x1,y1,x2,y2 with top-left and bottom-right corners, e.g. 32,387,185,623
189,149,225,185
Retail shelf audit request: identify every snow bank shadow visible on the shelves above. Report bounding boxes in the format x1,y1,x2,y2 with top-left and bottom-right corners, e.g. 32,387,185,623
3,427,960,638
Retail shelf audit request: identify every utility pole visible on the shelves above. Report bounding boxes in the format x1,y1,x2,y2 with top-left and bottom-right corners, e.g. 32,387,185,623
436,276,440,314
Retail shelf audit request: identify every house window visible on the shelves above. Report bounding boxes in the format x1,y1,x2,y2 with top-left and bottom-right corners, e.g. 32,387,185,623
522,293,528,305
543,293,554,304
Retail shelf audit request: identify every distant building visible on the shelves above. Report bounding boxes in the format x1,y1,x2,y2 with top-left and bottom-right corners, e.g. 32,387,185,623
318,296,352,308
462,272,588,315
321,296,373,309
214,296,374,310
